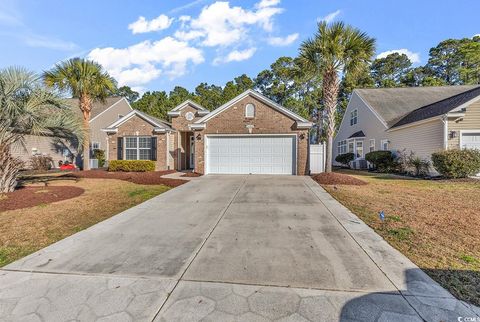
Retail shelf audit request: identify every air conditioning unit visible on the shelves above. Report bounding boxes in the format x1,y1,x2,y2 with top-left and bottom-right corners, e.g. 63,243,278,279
351,159,368,170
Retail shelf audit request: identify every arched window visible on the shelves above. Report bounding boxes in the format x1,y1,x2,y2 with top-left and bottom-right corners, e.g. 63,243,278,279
245,103,255,118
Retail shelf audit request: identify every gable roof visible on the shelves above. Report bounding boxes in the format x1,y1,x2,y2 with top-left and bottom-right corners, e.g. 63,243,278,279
67,96,128,121
392,86,480,128
348,130,365,138
102,109,173,133
167,99,209,117
355,85,480,128
194,89,312,127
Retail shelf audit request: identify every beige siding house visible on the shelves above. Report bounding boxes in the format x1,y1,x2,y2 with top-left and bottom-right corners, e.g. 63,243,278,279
13,97,132,168
333,85,480,171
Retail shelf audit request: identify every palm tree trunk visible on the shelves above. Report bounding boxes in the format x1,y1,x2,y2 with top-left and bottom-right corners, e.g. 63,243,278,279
323,68,340,173
80,95,92,171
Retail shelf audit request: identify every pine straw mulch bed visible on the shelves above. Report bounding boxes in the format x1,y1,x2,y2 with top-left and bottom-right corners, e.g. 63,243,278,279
0,186,85,211
181,172,203,177
311,172,368,186
69,170,186,187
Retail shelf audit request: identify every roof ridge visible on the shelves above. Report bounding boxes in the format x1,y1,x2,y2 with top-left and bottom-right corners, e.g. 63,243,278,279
354,85,479,91
409,85,480,112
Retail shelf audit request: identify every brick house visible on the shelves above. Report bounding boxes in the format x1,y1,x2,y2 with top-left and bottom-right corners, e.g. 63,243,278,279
103,90,313,175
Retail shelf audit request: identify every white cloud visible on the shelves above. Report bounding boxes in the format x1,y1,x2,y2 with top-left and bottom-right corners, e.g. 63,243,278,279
214,47,257,65
128,15,173,34
169,0,206,14
267,33,298,46
377,49,421,64
88,36,204,86
23,34,78,51
318,10,341,23
175,1,284,47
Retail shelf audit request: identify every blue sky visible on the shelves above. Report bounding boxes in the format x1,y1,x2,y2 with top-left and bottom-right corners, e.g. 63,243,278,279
1,0,479,93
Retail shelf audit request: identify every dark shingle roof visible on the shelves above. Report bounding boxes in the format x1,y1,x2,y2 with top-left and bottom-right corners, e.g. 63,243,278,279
392,86,480,128
348,131,366,138
66,97,125,119
355,85,479,127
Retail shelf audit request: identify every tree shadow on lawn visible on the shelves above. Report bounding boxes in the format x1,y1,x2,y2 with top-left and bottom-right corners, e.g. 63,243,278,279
340,268,480,322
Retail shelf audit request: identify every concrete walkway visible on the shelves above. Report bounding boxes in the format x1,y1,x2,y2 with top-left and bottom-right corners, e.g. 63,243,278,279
0,176,478,321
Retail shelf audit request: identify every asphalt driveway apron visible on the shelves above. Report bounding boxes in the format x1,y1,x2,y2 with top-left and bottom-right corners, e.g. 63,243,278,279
0,175,478,321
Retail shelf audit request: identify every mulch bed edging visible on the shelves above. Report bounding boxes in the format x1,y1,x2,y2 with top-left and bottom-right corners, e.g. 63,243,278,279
0,186,85,211
70,170,186,187
311,172,367,186
180,172,203,177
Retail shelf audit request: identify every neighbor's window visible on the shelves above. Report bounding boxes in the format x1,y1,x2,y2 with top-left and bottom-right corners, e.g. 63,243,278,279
337,140,347,154
381,139,389,151
355,140,364,158
369,139,375,153
125,137,152,160
91,142,100,150
350,109,358,126
348,140,354,153
245,103,255,118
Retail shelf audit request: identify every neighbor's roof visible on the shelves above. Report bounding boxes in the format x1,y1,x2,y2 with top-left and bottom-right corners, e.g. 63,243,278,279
392,86,480,128
103,109,173,132
355,85,480,128
348,130,365,138
66,96,127,120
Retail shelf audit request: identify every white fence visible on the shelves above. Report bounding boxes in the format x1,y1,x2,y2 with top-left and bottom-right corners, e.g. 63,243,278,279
309,143,325,174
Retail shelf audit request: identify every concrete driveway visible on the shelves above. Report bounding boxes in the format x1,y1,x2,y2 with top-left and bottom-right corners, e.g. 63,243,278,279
0,175,478,321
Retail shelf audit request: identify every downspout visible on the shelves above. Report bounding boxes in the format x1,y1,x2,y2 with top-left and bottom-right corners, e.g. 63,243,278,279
441,114,448,150
166,132,170,170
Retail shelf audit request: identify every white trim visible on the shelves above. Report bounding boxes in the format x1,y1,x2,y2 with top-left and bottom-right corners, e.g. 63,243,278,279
350,108,358,126
189,123,206,130
167,111,181,117
381,139,389,151
296,121,314,129
102,128,118,133
195,89,310,125
369,139,375,153
204,133,298,175
153,127,166,133
105,109,169,130
353,91,389,128
387,115,442,132
459,130,480,149
442,115,448,150
166,133,170,169
89,97,133,123
169,100,208,112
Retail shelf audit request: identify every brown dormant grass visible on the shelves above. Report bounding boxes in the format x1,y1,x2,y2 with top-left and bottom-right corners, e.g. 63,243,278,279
323,170,480,306
0,178,170,267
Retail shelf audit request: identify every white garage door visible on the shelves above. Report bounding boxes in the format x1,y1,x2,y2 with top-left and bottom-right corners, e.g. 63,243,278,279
206,135,296,175
462,132,480,150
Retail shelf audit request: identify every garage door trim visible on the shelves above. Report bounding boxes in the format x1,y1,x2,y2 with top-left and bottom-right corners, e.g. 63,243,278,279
204,134,298,175
460,129,480,150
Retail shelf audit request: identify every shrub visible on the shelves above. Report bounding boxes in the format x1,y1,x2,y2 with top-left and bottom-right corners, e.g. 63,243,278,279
92,149,106,167
30,155,53,171
365,150,395,172
108,160,155,172
431,149,480,178
335,152,355,167
407,154,430,177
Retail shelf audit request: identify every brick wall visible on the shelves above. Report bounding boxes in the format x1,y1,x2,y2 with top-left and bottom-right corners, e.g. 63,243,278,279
171,104,203,131
194,95,309,175
107,115,168,170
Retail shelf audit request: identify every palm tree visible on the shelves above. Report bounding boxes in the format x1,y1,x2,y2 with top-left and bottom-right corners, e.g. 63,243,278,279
44,58,116,170
299,22,376,172
0,67,84,192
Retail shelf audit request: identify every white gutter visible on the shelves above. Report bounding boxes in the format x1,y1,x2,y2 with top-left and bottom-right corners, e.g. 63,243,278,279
441,114,448,150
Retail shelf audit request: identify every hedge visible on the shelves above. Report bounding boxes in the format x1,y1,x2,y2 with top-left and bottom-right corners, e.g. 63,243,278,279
335,152,355,167
365,150,395,171
108,160,155,172
431,149,480,178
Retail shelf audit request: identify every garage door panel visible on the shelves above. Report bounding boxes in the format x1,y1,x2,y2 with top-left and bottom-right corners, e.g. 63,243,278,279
206,136,296,175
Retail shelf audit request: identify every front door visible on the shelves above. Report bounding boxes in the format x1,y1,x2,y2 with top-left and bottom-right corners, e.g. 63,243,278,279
189,135,195,169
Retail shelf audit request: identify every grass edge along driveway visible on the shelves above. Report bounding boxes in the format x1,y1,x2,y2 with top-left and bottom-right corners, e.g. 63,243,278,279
323,170,480,307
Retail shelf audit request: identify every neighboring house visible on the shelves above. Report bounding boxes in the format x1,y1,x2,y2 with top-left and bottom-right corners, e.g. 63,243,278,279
104,89,313,175
333,85,480,169
11,97,132,168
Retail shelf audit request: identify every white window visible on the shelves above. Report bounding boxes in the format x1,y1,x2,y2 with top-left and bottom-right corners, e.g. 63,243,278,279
369,139,375,153
348,140,354,153
381,139,389,151
355,141,364,158
245,103,255,118
91,142,100,150
125,137,152,160
337,140,347,154
350,109,358,126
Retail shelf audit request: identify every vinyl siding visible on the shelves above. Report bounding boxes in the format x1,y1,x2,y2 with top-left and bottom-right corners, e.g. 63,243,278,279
333,92,388,164
386,118,444,159
447,100,480,149
89,98,133,156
